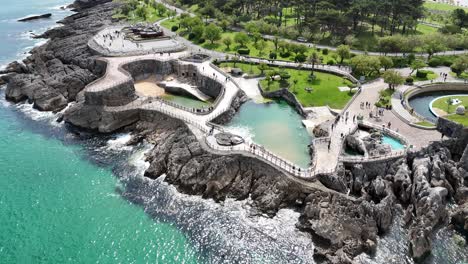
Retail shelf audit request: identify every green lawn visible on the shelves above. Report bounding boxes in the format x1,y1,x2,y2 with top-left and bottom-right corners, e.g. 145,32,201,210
416,24,439,35
415,120,436,127
432,95,468,115
424,2,468,12
446,114,468,126
255,66,355,109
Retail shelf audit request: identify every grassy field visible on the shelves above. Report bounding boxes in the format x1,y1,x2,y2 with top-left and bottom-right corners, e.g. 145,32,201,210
424,2,468,12
219,62,354,108
432,95,468,126
259,68,354,109
446,114,468,126
161,17,343,63
432,95,468,114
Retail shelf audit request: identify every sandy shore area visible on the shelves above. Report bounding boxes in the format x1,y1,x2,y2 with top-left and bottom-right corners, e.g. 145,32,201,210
135,76,165,97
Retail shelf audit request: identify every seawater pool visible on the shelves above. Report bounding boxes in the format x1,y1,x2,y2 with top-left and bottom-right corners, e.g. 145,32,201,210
163,94,212,109
227,100,312,168
382,135,405,150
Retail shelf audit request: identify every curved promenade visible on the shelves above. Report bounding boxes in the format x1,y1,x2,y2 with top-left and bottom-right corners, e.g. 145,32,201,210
83,22,445,187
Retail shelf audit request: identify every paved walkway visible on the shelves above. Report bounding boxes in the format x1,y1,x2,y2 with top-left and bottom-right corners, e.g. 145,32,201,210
345,79,441,149
85,12,468,182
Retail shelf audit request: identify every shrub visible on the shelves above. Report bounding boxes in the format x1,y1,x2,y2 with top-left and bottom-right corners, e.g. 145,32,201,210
406,77,414,84
171,25,179,32
279,51,291,58
269,52,277,59
198,38,205,44
428,57,442,67
322,48,329,55
295,53,306,62
391,57,409,68
327,59,336,65
238,48,250,55
416,70,428,79
188,33,196,40
279,71,291,79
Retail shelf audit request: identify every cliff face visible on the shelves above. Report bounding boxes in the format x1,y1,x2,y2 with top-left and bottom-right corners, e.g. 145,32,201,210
133,111,395,263
2,0,116,112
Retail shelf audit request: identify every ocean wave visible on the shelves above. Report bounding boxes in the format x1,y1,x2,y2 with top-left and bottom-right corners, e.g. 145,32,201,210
16,102,56,121
106,133,134,151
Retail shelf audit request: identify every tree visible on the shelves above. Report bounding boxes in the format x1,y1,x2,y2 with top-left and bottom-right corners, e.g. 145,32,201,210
336,45,351,64
255,39,266,56
273,36,279,51
219,19,229,32
379,56,394,71
382,70,404,89
245,21,259,34
308,52,321,76
234,32,250,48
410,59,427,75
199,4,217,24
350,55,381,77
252,32,262,45
223,37,232,50
258,63,269,75
452,9,467,28
422,34,447,59
204,23,222,44
192,25,205,39
451,55,468,77
154,3,166,16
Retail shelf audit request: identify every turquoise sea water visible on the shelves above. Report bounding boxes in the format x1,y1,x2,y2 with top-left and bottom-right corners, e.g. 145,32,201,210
0,1,317,263
0,102,201,263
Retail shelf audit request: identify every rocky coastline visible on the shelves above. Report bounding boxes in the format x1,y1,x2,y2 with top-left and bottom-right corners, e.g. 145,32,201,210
1,0,468,263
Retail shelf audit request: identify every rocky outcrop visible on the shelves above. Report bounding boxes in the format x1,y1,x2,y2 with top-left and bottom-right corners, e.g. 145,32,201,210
260,87,307,117
3,0,115,111
18,13,52,22
212,90,248,124
137,114,394,261
345,134,366,155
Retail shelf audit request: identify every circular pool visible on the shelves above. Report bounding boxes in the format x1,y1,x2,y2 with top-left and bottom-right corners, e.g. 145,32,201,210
408,91,468,122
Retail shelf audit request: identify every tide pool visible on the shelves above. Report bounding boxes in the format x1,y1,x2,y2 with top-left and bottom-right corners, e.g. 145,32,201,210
227,100,312,168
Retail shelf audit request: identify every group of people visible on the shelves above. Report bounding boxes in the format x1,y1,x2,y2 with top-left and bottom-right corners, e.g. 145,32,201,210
440,72,449,82
360,102,372,109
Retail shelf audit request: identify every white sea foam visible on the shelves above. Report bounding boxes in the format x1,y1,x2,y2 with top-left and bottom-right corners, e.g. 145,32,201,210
16,102,56,121
127,143,153,177
225,125,255,142
106,133,133,151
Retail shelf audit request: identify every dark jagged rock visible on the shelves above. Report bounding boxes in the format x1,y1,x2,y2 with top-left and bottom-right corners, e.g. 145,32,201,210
18,13,52,22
